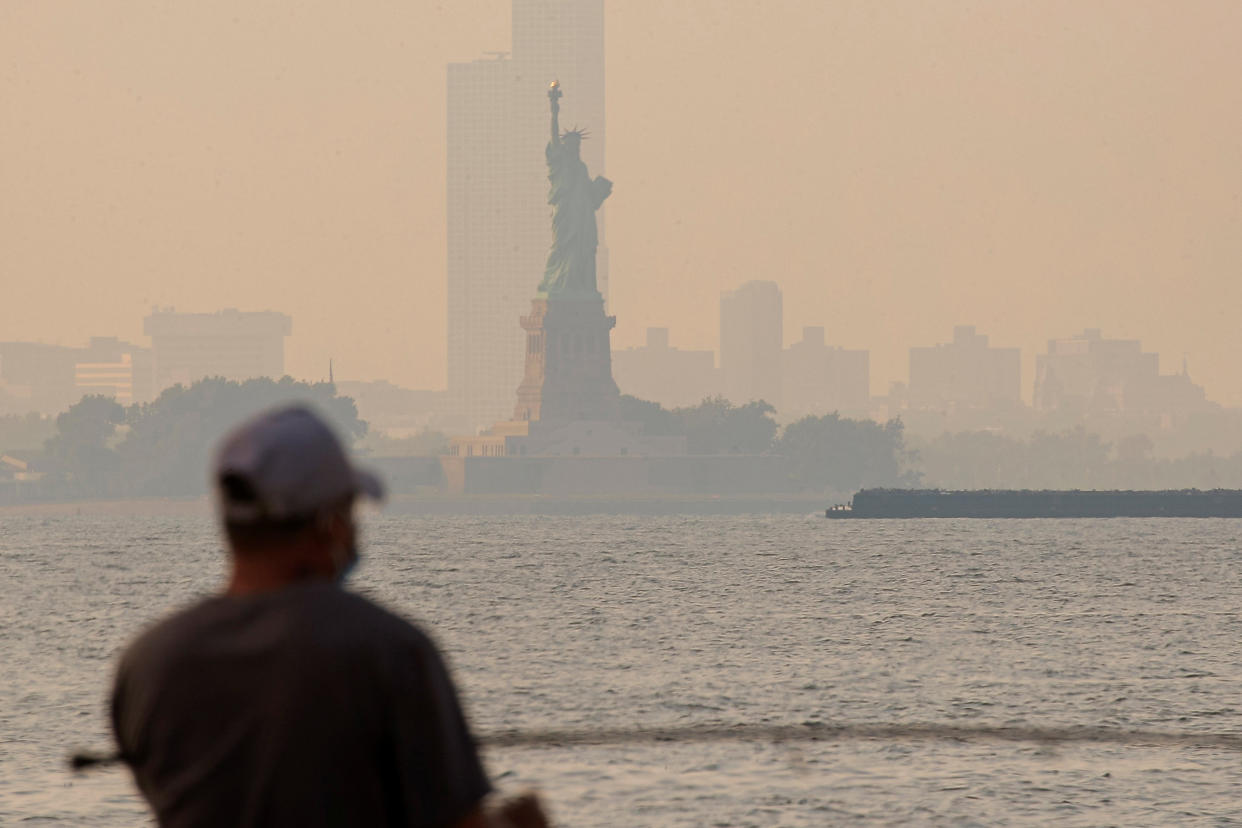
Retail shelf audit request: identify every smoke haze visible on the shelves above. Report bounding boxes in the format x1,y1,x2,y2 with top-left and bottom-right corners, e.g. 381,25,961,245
3,1,1240,401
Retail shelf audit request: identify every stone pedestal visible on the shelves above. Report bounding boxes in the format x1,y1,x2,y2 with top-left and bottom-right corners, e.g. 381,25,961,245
514,295,620,422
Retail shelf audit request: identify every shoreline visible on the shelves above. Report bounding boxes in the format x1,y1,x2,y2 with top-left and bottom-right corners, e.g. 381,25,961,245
0,493,831,517
0,496,213,517
385,493,830,516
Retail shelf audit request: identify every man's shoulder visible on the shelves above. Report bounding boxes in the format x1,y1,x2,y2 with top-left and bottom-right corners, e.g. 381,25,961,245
312,586,435,645
278,587,454,689
120,584,435,674
118,594,230,669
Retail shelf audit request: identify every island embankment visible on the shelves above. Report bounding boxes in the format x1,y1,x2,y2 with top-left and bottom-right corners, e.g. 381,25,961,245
0,496,212,518
0,493,831,518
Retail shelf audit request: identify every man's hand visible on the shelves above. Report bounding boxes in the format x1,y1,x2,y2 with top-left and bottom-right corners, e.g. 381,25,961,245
456,792,550,828
494,793,549,828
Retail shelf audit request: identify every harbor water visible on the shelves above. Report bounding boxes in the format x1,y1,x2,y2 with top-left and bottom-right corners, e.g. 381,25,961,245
4,511,1242,825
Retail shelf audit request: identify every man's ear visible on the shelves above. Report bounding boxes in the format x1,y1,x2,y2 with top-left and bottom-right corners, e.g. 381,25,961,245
315,505,352,545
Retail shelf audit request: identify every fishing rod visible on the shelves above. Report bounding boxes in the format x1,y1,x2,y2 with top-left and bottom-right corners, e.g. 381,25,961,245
68,719,1242,771
482,721,1242,750
70,751,122,770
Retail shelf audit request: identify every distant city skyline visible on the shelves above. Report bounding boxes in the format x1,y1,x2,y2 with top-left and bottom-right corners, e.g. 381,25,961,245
0,302,1224,418
0,309,291,415
4,3,1242,404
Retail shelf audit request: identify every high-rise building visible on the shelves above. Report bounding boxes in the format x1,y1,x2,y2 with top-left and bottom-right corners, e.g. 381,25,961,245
908,325,1020,411
719,281,783,408
446,55,516,433
144,309,292,392
446,0,606,433
1034,329,1209,416
613,327,717,409
782,327,870,418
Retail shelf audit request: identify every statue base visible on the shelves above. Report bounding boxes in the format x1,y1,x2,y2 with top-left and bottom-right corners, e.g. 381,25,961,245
514,294,620,423
448,291,687,461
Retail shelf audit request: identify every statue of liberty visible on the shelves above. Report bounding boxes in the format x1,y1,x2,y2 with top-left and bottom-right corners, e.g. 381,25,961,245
538,81,612,296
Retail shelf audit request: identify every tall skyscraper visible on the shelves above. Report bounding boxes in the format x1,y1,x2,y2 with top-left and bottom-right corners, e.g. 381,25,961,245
720,281,783,408
446,0,606,433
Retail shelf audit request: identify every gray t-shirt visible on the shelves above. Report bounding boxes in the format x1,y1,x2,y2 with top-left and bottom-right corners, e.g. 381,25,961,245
111,582,491,828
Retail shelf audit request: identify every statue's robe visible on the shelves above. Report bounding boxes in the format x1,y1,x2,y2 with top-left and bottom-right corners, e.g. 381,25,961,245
540,140,611,295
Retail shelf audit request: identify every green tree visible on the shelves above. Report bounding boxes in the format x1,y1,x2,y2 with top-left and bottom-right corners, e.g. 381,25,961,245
42,395,126,494
778,413,916,492
679,397,778,455
618,394,683,436
620,395,778,453
915,430,1029,489
1026,427,1111,488
115,377,366,496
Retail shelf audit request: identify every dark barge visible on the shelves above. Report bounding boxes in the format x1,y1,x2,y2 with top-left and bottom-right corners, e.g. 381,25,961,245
825,488,1242,519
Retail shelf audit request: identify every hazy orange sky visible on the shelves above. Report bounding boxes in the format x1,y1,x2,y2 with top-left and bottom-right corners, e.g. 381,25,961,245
4,2,1241,403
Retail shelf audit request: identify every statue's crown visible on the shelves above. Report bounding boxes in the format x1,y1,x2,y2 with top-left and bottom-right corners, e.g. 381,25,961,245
562,126,589,140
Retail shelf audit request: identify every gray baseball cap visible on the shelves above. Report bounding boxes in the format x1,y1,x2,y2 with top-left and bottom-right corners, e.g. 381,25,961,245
214,405,384,524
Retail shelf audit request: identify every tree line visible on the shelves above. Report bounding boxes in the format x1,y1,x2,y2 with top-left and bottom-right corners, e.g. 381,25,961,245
15,380,1242,499
32,377,364,499
913,429,1242,490
619,395,918,491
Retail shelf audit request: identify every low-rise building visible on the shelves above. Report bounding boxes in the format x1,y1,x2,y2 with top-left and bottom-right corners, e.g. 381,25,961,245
781,327,869,419
612,327,716,409
908,325,1020,412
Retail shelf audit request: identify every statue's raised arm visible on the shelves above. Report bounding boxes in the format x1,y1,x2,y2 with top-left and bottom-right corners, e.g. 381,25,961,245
548,80,562,147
